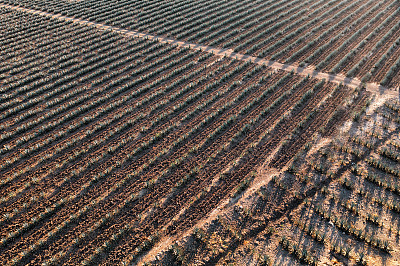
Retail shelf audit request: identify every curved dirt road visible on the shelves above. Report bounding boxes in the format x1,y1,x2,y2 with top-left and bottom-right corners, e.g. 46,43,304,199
1,3,398,99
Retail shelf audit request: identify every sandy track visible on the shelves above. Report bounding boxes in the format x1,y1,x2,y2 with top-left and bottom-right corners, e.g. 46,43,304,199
1,3,399,99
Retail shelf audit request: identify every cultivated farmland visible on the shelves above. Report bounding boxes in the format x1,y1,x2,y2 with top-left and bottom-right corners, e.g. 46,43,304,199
143,100,400,266
1,0,400,87
0,0,399,265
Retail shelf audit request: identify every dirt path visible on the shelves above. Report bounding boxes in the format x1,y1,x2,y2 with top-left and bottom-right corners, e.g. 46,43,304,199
2,3,399,100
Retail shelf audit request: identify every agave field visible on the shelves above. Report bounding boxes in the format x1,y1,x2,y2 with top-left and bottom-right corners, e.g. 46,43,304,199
1,0,400,265
151,99,400,265
1,0,400,87
271,100,400,265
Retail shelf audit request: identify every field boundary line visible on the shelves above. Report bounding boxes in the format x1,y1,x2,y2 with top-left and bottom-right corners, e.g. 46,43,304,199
2,3,399,99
